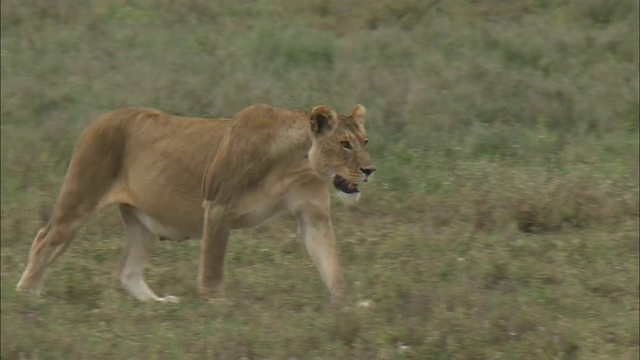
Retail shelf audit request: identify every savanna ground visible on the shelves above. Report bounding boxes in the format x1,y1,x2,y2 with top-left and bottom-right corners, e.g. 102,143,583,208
1,0,639,359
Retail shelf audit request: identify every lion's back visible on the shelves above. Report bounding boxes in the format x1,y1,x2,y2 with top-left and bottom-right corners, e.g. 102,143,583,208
66,108,230,205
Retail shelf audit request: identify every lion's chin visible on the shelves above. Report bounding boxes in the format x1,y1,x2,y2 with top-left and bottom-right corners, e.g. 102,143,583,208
335,190,361,204
332,175,361,204
333,175,360,194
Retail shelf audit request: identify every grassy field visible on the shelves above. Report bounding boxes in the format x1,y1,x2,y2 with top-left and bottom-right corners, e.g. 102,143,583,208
1,0,639,358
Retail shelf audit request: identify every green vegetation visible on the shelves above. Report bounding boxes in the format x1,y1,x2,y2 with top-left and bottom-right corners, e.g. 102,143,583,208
1,0,638,358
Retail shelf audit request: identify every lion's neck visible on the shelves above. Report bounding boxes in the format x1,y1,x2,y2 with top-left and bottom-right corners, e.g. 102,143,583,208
268,116,313,160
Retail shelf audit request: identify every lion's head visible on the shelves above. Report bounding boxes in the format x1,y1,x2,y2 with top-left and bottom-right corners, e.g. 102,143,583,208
307,104,375,202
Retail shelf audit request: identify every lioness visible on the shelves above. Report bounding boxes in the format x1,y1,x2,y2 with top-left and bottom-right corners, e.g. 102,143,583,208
16,103,375,303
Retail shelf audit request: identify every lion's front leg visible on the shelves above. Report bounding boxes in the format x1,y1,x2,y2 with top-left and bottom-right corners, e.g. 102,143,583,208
297,208,347,303
198,202,231,299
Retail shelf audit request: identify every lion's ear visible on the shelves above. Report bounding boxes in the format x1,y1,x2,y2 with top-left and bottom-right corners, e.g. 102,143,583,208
310,105,338,134
349,104,366,125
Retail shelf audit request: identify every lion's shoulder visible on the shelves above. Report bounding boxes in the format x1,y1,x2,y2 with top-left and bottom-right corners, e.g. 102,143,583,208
232,104,307,123
91,108,229,133
202,105,312,203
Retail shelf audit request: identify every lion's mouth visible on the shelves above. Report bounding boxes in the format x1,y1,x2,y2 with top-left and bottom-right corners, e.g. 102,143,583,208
333,175,360,194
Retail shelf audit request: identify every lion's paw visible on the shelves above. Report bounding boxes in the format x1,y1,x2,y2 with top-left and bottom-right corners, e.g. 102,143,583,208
157,295,180,303
16,280,42,296
207,297,231,305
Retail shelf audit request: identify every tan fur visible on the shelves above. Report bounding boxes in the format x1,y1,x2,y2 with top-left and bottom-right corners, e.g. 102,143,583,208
16,104,375,303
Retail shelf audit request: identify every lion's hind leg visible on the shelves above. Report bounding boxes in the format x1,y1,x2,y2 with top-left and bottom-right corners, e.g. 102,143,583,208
117,204,178,303
16,217,84,295
16,182,100,295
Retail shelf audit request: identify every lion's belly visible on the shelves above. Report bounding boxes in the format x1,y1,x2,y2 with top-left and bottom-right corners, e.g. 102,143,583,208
231,215,281,229
133,208,203,241
230,202,287,229
228,186,293,229
129,196,287,239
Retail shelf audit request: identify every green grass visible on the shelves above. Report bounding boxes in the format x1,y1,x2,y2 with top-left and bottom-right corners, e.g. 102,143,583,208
1,0,639,358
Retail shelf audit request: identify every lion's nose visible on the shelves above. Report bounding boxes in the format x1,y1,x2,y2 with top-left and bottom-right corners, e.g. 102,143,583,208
361,167,375,176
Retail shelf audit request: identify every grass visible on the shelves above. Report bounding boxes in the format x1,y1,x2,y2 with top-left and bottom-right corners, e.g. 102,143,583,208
1,0,639,358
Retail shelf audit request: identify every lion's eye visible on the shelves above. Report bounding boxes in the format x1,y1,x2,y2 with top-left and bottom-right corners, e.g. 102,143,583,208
340,141,353,150
364,139,369,146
